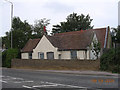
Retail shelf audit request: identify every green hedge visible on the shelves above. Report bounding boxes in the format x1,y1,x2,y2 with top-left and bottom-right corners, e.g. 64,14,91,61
100,48,120,73
2,48,19,68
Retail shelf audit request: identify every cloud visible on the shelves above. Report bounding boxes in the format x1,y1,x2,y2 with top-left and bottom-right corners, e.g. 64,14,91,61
42,2,74,13
0,0,119,36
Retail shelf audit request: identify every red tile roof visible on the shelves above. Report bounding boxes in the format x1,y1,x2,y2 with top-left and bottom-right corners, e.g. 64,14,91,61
48,28,107,50
21,38,40,52
21,27,108,52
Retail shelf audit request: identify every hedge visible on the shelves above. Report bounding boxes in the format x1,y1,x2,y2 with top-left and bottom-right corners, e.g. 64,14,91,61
100,48,120,73
2,48,19,68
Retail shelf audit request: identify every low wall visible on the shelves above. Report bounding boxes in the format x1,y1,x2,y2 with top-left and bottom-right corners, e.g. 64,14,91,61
11,59,100,71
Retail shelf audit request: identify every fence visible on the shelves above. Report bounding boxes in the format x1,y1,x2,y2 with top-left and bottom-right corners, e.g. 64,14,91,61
11,59,100,71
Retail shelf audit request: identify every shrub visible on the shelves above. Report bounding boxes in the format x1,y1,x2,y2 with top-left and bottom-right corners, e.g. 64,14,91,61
2,50,7,67
100,48,120,73
2,48,19,68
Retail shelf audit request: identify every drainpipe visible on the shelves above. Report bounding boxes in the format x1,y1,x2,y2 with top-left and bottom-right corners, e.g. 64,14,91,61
104,27,108,48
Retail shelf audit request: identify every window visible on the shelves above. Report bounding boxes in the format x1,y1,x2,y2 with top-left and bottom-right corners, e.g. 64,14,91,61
47,52,54,59
29,52,32,59
71,51,77,59
38,52,44,59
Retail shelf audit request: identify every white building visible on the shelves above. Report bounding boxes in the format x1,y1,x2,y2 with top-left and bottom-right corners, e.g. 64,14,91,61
21,27,111,60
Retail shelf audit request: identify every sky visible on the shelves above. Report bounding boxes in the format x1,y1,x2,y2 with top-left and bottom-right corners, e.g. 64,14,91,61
0,0,119,36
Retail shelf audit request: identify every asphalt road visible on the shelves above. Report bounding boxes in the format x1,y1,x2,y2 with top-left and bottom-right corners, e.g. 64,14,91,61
1,68,119,90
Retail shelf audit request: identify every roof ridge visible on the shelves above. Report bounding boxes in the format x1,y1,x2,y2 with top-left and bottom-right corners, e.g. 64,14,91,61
54,27,107,36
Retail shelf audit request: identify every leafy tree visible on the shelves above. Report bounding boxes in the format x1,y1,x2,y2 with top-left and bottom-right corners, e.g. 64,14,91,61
2,17,50,49
112,26,120,43
2,17,33,49
100,48,120,73
52,12,93,34
33,18,50,38
92,40,101,59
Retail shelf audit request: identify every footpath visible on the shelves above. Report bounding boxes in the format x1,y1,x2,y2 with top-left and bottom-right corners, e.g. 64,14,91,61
37,70,119,76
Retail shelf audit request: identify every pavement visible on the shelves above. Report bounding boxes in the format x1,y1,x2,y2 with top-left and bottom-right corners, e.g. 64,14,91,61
3,68,119,76
32,69,119,76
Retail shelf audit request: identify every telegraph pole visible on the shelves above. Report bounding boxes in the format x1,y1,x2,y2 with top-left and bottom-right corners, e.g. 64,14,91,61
5,0,13,48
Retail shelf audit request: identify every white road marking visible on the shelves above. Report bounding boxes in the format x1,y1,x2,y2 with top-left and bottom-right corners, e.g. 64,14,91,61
23,85,32,88
5,76,24,80
23,81,87,88
0,80,7,83
45,82,87,88
33,84,58,88
12,81,34,84
16,78,24,80
3,75,87,88
3,79,10,80
14,82,22,83
23,81,34,83
0,75,5,78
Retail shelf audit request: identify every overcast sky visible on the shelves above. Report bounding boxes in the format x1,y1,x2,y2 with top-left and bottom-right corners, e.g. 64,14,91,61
0,0,119,36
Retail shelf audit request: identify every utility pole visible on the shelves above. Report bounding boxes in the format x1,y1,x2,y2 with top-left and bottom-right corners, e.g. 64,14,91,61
5,0,13,48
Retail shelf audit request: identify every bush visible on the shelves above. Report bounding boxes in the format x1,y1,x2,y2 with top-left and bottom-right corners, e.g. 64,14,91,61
100,48,120,73
2,48,19,68
2,50,7,67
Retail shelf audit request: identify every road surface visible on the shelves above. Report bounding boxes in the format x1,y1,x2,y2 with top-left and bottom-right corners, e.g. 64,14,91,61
1,68,119,90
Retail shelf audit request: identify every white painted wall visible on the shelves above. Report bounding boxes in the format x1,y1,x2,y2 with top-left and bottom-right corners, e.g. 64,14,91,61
32,35,60,59
90,33,100,60
60,51,71,59
77,50,90,59
21,53,29,59
77,51,84,59
21,35,92,60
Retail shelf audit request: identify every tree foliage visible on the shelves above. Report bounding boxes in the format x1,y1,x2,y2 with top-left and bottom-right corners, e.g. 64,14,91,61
2,17,50,49
112,26,120,43
33,18,50,38
52,13,93,34
2,17,32,49
100,48,120,73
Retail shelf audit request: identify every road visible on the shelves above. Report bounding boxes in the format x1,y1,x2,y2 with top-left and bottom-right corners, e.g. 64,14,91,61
1,68,119,90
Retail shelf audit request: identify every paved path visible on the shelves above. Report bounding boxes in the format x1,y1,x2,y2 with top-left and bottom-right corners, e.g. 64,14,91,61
36,70,118,76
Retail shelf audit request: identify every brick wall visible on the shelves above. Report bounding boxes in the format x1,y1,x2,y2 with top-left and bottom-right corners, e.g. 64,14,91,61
11,59,100,71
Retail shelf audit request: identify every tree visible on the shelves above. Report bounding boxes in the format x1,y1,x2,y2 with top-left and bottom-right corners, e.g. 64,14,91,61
2,17,33,49
112,26,120,43
100,48,120,73
52,12,93,34
33,18,50,38
92,40,101,59
2,17,50,49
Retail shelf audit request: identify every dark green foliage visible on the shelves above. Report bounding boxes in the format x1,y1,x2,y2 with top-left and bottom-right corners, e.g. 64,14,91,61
2,49,19,68
2,17,50,50
52,12,93,34
33,18,50,38
1,16,50,68
2,50,7,67
112,26,120,43
2,17,33,49
100,48,120,73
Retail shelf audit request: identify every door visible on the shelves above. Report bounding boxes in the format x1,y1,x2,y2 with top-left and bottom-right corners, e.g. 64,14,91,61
71,50,77,59
47,52,54,59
